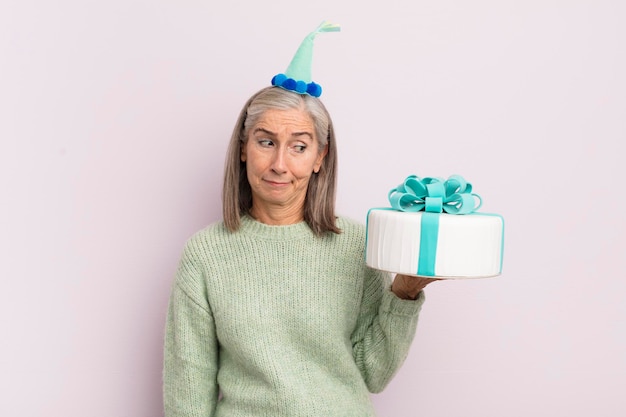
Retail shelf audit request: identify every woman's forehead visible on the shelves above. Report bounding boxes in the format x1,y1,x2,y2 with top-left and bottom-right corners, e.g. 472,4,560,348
253,108,315,134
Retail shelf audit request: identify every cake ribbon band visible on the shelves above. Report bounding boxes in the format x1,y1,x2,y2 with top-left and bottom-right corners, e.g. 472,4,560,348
387,175,482,276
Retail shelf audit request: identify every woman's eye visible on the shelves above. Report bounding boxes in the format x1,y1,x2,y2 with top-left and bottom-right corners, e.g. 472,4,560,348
258,139,273,147
291,144,306,153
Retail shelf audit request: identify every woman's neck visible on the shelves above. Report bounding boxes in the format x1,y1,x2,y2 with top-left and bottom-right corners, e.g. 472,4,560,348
249,203,304,226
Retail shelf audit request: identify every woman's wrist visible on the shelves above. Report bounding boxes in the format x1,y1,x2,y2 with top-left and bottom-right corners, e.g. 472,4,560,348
391,274,439,300
391,275,423,300
391,286,422,300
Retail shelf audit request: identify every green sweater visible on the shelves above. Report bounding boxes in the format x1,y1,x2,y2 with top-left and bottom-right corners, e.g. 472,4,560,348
163,215,425,417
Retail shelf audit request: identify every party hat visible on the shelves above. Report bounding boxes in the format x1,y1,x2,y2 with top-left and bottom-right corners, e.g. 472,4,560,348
271,21,340,97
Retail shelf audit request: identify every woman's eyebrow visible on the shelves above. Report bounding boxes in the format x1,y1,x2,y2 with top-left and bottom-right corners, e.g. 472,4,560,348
252,128,313,140
292,131,314,140
253,127,275,136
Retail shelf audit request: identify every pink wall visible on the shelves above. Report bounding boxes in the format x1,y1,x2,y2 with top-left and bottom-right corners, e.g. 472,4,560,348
2,1,624,416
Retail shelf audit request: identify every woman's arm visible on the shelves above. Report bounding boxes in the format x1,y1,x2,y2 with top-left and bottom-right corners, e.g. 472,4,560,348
351,268,429,393
163,245,219,417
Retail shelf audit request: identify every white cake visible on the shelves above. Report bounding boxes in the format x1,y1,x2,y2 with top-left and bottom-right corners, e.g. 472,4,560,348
365,208,504,279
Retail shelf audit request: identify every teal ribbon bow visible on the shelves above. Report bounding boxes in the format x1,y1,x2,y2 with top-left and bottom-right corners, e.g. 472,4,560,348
388,175,482,215
386,175,482,276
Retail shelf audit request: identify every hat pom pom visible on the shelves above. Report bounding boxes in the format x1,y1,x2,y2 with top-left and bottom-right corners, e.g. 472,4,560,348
306,82,322,97
271,74,322,98
271,73,287,86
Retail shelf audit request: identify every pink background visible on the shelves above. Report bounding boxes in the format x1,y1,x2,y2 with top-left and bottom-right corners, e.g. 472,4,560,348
2,1,624,416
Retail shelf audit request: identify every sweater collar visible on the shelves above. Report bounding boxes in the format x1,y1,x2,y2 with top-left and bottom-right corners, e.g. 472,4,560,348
240,215,316,241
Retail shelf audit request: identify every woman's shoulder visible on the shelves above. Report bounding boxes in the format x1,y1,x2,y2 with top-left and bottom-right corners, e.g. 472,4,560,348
182,220,230,253
191,220,228,238
335,216,366,237
336,215,365,228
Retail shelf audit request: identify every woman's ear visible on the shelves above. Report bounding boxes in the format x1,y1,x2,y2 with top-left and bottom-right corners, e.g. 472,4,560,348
313,145,328,173
240,142,247,162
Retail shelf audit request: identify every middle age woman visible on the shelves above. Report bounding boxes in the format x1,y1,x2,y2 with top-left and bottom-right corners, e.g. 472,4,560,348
164,86,437,417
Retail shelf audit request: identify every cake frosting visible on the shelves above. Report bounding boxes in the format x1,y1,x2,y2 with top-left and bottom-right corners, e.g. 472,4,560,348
365,175,504,279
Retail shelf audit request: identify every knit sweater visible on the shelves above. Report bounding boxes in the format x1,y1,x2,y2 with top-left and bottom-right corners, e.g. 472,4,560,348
163,215,425,417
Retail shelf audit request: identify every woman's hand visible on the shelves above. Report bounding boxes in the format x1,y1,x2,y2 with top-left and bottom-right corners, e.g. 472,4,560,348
391,274,440,300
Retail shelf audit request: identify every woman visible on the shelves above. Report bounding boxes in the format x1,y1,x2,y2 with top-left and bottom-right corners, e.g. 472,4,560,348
163,86,437,416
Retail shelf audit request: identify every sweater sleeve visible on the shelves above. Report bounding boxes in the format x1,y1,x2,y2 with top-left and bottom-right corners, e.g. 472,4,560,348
350,267,425,393
163,241,219,417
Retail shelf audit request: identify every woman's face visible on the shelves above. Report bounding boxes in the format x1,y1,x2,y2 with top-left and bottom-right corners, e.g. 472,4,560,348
241,107,327,224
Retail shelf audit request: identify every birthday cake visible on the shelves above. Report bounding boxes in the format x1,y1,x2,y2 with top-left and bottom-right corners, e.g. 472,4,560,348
365,175,504,279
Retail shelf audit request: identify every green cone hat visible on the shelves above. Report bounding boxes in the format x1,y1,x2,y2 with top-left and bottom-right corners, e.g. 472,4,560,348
271,21,340,97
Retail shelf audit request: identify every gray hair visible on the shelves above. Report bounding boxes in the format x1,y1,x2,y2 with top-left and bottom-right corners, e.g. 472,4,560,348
222,86,340,236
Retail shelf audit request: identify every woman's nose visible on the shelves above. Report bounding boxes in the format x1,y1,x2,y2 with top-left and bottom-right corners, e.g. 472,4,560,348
270,148,288,173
